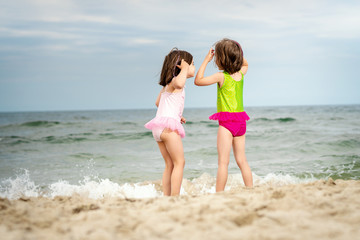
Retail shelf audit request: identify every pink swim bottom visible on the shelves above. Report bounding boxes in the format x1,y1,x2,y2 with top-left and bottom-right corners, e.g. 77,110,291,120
152,128,182,142
152,127,165,142
219,120,247,137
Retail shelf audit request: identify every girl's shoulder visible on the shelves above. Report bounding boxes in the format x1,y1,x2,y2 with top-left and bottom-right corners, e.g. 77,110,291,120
215,72,225,88
165,83,184,94
159,86,166,94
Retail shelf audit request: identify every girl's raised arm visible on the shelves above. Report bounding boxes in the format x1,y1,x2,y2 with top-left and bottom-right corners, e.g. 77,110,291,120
171,60,189,89
240,58,248,75
195,48,223,86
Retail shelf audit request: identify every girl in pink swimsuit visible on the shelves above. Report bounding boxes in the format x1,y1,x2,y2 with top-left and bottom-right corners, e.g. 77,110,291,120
195,39,253,192
145,48,195,196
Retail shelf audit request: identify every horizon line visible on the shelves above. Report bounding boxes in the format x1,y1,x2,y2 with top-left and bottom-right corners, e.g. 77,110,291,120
0,103,359,114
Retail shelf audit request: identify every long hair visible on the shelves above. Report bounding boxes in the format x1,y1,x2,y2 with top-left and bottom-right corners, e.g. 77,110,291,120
159,48,193,86
214,38,243,74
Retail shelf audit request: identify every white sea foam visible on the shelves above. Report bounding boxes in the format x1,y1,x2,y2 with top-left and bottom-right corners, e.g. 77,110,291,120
0,169,319,200
48,178,160,199
253,172,317,186
0,169,40,200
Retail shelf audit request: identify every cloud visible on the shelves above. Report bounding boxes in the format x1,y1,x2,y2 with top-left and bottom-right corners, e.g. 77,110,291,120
226,1,360,40
0,27,81,40
3,0,360,42
129,38,161,45
1,0,359,56
41,15,116,24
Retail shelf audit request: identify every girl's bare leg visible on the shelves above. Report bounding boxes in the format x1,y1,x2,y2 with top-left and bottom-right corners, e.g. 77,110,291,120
161,130,185,196
216,126,233,192
157,141,174,196
233,135,253,187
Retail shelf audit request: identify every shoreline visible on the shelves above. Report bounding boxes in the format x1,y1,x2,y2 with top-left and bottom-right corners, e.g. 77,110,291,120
1,179,359,240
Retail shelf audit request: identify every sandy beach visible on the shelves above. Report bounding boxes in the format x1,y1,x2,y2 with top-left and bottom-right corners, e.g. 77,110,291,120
1,179,359,240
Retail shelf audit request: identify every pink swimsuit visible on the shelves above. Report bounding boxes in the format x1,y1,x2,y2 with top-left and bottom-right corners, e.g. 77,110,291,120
144,87,185,142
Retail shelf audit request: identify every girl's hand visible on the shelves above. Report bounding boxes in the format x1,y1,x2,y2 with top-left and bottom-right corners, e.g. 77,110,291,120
172,59,189,89
205,48,215,62
194,47,222,86
180,116,186,124
177,59,190,70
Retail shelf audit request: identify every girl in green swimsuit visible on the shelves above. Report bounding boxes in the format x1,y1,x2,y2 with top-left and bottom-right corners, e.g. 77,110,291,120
195,38,253,192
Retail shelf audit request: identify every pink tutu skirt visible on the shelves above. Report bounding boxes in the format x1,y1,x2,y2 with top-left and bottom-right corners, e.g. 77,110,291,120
209,111,250,122
144,116,185,138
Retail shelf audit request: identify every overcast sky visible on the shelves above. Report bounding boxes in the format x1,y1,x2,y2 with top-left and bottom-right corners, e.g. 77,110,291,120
0,0,359,112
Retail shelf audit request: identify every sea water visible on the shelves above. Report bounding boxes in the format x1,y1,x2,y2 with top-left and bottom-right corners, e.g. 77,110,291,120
0,105,359,199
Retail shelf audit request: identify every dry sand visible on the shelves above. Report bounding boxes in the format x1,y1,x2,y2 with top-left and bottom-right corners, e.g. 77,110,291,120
1,179,359,240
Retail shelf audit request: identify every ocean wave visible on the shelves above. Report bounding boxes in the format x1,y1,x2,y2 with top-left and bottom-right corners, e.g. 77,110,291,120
21,121,61,127
185,120,218,128
0,170,318,200
70,153,109,160
332,139,360,148
122,132,153,140
118,121,137,126
0,121,77,130
0,135,90,146
42,135,88,144
319,155,360,179
252,117,296,123
0,169,40,199
206,123,219,128
186,121,211,125
1,136,31,145
0,131,153,146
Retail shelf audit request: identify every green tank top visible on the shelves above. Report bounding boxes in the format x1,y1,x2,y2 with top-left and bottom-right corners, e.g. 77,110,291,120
217,71,244,112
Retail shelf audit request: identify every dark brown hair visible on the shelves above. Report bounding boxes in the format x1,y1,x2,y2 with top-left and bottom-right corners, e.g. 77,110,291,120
159,48,193,86
214,38,243,74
